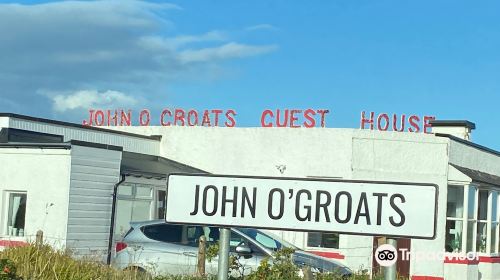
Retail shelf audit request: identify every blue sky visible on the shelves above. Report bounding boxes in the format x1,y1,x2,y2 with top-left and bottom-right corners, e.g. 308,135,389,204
0,0,499,150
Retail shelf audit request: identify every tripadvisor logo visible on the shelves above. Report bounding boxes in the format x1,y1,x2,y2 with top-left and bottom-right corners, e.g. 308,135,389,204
375,244,398,267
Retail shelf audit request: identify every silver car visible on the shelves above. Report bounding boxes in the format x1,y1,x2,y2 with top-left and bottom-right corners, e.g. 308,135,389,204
112,220,352,277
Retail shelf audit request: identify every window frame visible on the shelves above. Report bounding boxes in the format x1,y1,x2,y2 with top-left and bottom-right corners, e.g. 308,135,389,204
445,184,500,255
305,232,340,251
2,191,27,237
117,183,155,219
445,185,465,253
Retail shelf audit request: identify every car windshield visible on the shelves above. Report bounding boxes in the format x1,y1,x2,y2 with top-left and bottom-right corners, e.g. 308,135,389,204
236,227,299,251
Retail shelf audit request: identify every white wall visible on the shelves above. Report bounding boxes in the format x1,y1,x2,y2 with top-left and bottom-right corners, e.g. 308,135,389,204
113,126,500,278
0,147,71,248
478,262,500,280
66,145,122,259
0,117,9,129
444,263,478,280
351,131,450,277
115,126,355,178
116,127,451,273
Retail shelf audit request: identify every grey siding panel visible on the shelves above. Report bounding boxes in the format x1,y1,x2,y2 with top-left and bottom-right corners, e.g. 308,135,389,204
71,173,119,184
70,188,114,196
67,218,110,226
68,195,111,205
68,233,110,240
71,165,120,176
71,158,120,169
69,210,114,219
66,145,122,261
10,118,159,155
68,203,112,211
68,226,111,234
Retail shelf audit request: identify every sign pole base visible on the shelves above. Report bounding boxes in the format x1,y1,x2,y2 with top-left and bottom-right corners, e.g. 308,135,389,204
384,238,398,280
217,227,230,280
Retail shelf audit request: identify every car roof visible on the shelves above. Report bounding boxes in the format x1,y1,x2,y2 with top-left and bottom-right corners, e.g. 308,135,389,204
129,219,166,228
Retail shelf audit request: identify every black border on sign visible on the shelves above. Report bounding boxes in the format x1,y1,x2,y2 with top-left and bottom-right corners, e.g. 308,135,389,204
165,173,439,240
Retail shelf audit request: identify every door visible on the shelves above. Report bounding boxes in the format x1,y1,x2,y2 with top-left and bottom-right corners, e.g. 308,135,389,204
136,223,186,275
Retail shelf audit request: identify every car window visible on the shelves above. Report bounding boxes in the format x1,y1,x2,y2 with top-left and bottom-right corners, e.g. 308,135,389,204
201,227,266,256
142,224,184,243
204,226,220,243
141,224,204,245
229,230,266,256
236,228,298,250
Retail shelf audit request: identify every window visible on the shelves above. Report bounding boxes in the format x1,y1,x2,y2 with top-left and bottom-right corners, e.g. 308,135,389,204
5,192,27,237
466,186,477,252
491,193,499,253
157,190,166,219
115,183,153,237
228,230,266,256
307,232,339,249
237,227,298,250
476,190,488,252
142,224,184,243
142,224,205,246
445,186,464,252
445,185,500,254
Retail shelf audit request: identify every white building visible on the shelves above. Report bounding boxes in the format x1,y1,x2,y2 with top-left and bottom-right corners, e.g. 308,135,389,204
0,113,499,280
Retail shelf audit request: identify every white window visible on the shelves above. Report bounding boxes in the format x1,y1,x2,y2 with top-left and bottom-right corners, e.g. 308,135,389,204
115,183,153,237
307,232,339,249
445,185,499,254
445,186,464,252
4,192,27,237
476,190,489,252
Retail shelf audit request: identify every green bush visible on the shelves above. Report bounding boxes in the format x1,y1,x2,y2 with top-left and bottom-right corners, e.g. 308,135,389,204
0,243,148,280
1,258,20,280
245,247,301,280
0,242,408,280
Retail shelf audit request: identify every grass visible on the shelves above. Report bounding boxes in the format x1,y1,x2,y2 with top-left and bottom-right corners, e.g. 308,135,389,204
0,243,408,280
0,243,147,280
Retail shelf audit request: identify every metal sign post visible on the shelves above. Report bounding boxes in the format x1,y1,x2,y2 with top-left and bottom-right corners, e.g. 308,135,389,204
217,227,231,280
385,238,397,280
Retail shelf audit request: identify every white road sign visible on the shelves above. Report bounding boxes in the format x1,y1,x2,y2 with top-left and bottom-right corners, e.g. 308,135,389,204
166,174,438,239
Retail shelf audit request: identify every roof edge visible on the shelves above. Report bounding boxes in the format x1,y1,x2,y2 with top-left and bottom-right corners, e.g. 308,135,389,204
69,140,123,151
0,140,123,151
430,120,476,129
0,142,72,149
435,133,500,157
0,113,161,141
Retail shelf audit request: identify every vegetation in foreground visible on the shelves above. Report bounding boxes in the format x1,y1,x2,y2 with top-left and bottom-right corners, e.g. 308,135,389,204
0,243,406,280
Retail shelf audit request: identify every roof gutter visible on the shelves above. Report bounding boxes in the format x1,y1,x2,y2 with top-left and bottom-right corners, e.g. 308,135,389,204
107,173,126,265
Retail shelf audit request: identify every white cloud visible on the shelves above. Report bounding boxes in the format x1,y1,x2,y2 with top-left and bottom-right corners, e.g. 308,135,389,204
0,1,277,120
179,42,278,63
137,31,227,51
245,24,279,32
52,90,138,112
168,31,227,48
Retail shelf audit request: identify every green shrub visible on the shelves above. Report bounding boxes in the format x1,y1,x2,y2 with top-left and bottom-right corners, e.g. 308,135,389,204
0,243,147,280
246,247,301,280
1,258,20,280
0,242,409,280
